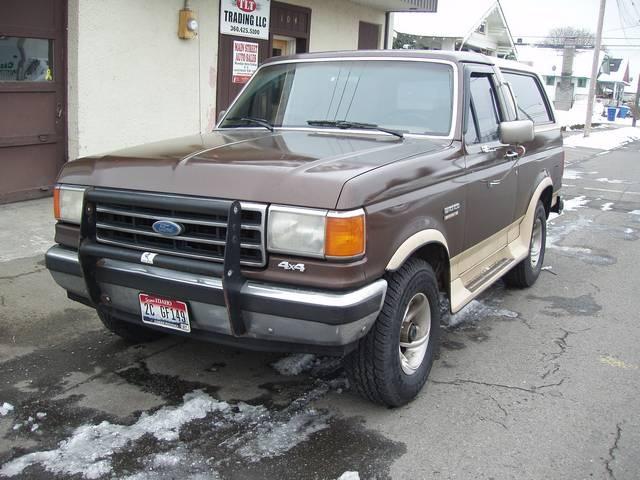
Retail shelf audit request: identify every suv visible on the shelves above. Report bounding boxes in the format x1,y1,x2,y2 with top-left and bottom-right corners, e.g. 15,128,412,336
46,51,563,407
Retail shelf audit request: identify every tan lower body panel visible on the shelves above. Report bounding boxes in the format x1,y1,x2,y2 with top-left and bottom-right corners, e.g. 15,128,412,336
449,179,554,313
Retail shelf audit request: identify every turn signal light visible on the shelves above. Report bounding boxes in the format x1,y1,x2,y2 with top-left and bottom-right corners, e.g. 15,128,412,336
53,186,61,220
325,212,365,258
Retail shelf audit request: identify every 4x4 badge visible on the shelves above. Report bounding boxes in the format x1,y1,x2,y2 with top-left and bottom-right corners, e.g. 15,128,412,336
278,261,306,273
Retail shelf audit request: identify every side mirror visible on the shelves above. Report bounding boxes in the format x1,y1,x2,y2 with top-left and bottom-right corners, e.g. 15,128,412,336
500,120,534,145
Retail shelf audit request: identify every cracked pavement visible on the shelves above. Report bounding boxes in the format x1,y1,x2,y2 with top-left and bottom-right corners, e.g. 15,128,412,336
1,139,639,479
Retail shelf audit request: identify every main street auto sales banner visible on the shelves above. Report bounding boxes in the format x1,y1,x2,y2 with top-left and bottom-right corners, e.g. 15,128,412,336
220,0,271,40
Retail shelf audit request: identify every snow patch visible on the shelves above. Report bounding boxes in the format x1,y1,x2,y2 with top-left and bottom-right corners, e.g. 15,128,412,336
563,169,583,180
595,178,627,184
236,409,331,462
0,391,229,479
601,202,614,212
631,210,640,215
563,127,640,151
0,403,14,416
338,472,361,480
563,196,589,212
448,300,518,327
271,354,317,376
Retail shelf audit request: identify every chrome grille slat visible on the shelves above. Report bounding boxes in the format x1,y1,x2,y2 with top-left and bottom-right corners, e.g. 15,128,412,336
93,196,267,267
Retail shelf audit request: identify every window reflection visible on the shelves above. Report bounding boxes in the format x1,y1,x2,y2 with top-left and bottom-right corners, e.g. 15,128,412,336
0,36,53,82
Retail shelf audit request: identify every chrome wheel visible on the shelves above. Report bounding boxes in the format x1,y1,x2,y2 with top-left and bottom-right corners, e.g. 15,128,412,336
530,217,544,269
399,292,431,376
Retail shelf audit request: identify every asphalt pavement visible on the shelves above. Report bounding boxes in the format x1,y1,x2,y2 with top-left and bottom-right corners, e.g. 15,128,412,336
0,137,639,480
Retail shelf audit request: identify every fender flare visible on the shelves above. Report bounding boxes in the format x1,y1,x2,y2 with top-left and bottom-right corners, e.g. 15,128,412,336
385,229,449,271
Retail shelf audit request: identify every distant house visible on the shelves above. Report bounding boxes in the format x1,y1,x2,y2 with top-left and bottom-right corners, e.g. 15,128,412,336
598,57,631,104
517,45,631,107
392,0,517,58
517,45,603,104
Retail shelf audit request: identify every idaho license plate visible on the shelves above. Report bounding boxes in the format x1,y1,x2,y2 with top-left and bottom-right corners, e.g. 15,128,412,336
139,293,190,333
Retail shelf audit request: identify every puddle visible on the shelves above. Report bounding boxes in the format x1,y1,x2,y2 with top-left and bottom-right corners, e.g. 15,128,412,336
527,294,602,317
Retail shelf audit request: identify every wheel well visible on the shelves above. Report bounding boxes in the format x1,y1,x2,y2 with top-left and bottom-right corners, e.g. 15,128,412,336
539,186,553,218
411,242,450,296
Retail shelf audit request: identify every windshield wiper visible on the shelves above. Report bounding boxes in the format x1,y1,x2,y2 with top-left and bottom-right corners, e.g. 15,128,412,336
224,116,275,132
307,120,404,139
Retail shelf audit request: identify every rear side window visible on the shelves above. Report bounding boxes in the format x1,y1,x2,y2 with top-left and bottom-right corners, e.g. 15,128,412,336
503,72,553,124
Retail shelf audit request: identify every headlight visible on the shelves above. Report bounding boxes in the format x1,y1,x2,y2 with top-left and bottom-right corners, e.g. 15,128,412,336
53,185,86,224
267,206,365,259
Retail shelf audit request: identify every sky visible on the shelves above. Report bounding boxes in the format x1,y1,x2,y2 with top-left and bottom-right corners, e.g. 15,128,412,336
395,0,640,77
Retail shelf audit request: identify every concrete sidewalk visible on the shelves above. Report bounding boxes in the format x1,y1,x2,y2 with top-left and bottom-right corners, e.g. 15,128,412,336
0,198,55,264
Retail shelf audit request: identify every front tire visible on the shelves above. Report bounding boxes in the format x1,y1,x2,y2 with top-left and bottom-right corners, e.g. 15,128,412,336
97,310,165,343
344,258,440,407
504,201,547,288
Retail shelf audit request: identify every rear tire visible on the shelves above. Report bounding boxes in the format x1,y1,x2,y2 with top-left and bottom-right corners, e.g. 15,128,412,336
97,310,165,343
344,258,440,407
504,201,547,288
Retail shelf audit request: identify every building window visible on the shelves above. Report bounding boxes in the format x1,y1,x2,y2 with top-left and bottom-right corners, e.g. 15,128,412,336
546,76,555,86
577,78,587,88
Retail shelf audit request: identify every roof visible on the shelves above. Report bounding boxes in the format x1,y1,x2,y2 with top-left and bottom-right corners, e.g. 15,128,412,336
393,0,498,38
599,58,630,84
262,49,497,66
516,45,605,79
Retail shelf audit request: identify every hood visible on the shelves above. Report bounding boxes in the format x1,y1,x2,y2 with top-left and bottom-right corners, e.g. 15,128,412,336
59,130,449,209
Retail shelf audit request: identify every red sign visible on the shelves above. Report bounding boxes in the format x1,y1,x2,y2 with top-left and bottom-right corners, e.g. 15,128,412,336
236,0,257,12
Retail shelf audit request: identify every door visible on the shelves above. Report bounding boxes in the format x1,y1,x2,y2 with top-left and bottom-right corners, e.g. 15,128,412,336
358,22,380,50
0,0,67,203
463,67,519,250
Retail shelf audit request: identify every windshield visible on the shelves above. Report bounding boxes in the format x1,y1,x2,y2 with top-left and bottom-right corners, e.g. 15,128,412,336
219,60,454,136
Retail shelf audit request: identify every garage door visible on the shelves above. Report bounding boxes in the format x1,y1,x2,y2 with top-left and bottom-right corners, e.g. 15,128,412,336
0,0,67,203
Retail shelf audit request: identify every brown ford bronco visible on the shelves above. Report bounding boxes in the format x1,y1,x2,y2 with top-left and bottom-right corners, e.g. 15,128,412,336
46,50,564,406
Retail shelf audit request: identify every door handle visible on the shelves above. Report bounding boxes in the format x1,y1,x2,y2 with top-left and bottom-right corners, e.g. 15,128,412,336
56,103,63,119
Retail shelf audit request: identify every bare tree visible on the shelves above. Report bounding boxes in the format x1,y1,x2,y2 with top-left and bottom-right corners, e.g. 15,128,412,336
544,27,596,47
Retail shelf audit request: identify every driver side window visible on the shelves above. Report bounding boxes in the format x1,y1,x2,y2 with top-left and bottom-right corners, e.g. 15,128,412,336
465,74,502,144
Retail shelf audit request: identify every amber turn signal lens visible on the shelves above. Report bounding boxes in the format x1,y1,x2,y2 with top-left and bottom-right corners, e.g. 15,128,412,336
53,186,61,220
325,213,365,258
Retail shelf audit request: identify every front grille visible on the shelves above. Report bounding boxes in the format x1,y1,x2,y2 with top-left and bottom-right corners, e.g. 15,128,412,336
94,195,267,267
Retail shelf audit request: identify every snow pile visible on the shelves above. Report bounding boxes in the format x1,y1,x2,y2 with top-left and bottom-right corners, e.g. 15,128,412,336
631,210,640,215
563,196,589,212
448,300,518,327
0,391,229,479
0,402,14,416
271,353,317,376
564,127,640,151
554,100,602,128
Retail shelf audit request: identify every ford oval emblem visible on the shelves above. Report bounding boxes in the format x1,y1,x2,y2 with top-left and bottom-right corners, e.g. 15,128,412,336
152,220,184,237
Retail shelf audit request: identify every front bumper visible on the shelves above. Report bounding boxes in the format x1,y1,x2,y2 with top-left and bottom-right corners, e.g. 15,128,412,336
45,245,387,354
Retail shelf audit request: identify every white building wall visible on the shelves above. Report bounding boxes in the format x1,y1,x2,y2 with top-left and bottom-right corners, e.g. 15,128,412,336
286,0,385,50
68,0,385,160
68,0,219,159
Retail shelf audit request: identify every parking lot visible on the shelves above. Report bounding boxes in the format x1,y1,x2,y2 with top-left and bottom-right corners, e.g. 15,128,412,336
1,136,639,480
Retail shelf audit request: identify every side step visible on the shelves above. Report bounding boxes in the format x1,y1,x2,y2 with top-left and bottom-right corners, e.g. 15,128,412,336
465,258,512,293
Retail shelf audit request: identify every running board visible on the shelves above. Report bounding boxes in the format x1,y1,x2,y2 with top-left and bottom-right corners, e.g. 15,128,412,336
465,258,512,293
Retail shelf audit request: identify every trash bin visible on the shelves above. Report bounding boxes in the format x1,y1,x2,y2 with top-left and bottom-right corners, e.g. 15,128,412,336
618,105,630,118
607,106,618,121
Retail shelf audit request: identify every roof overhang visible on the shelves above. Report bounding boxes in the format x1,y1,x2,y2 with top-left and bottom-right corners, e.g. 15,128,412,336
349,0,438,12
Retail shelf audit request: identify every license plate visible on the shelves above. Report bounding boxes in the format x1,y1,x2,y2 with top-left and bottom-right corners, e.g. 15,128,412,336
139,293,190,333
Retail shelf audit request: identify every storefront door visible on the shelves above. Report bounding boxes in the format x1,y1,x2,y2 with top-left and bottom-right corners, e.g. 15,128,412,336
0,0,67,203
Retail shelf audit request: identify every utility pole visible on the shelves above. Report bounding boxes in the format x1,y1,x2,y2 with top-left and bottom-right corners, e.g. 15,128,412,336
633,73,640,127
585,0,607,137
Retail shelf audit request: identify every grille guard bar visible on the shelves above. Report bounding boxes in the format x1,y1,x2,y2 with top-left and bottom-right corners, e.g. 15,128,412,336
78,188,249,337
